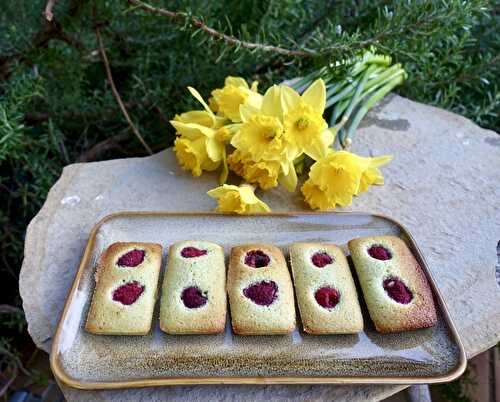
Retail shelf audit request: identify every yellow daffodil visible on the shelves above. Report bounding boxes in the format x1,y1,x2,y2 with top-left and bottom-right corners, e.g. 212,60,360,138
237,80,332,162
174,137,219,177
171,120,226,161
207,184,270,214
301,151,392,210
210,76,262,122
357,155,393,194
227,150,280,190
281,79,334,160
171,86,239,182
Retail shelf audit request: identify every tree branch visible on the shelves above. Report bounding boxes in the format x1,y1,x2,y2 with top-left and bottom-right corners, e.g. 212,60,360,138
43,0,57,21
94,26,153,155
127,0,316,58
77,132,129,162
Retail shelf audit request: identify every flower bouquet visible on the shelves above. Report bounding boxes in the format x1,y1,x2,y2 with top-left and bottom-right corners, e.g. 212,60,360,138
170,50,406,213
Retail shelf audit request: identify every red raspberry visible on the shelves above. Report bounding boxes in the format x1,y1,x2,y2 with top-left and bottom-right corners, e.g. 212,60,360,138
243,281,278,306
117,249,145,267
368,245,392,260
311,252,333,267
244,250,270,268
314,287,340,309
181,247,208,258
112,281,144,305
181,286,208,308
383,277,413,304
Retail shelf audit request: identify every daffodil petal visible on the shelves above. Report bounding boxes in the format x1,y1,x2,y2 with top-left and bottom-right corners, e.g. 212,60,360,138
175,110,215,127
303,129,335,160
207,184,238,198
261,85,283,119
218,146,229,184
238,184,260,204
205,137,223,162
246,91,263,110
302,79,326,114
369,155,393,168
239,104,260,123
279,162,298,192
280,85,301,115
187,86,214,116
248,200,271,213
250,81,259,92
170,121,216,140
225,76,249,88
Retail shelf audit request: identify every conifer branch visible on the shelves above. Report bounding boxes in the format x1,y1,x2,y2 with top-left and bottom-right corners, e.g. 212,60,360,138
95,26,153,155
127,0,316,58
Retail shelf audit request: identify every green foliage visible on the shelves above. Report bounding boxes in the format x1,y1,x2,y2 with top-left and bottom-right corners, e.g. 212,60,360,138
434,367,475,402
0,0,498,394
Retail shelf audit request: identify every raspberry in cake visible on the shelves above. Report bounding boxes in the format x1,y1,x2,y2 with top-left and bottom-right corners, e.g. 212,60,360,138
311,251,333,267
117,249,145,267
243,280,278,306
368,245,392,260
383,277,413,304
181,286,208,308
244,250,270,268
112,281,145,305
314,286,340,309
181,246,207,258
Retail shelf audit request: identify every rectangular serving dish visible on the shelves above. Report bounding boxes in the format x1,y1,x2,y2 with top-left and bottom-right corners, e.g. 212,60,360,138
50,212,466,389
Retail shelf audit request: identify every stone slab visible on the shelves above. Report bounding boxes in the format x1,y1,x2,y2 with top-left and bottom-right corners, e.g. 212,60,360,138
20,94,500,401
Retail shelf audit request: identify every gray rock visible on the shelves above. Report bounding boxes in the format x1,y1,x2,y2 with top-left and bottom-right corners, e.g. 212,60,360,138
20,94,500,401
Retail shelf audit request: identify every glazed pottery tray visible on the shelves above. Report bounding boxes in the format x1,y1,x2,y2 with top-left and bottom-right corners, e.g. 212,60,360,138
50,212,466,389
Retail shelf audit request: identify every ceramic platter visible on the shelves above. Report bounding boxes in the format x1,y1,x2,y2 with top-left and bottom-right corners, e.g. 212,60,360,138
50,212,466,389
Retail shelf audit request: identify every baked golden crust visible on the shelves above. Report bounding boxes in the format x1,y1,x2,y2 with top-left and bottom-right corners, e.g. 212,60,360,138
159,241,227,334
227,244,296,335
85,242,162,335
348,236,437,333
289,243,363,334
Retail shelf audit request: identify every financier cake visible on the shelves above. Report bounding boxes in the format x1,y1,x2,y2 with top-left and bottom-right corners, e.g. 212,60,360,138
289,243,363,334
85,242,162,335
227,244,296,335
160,241,227,334
348,235,437,333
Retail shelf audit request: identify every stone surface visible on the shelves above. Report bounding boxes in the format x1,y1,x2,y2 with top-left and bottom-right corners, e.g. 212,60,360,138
20,94,500,401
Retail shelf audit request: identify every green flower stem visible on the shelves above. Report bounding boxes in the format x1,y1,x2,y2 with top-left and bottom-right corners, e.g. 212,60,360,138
333,98,350,123
349,52,391,76
360,69,406,100
325,80,357,109
341,64,379,124
325,65,385,109
343,74,406,145
337,69,406,147
362,64,403,93
326,80,350,98
328,68,384,127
